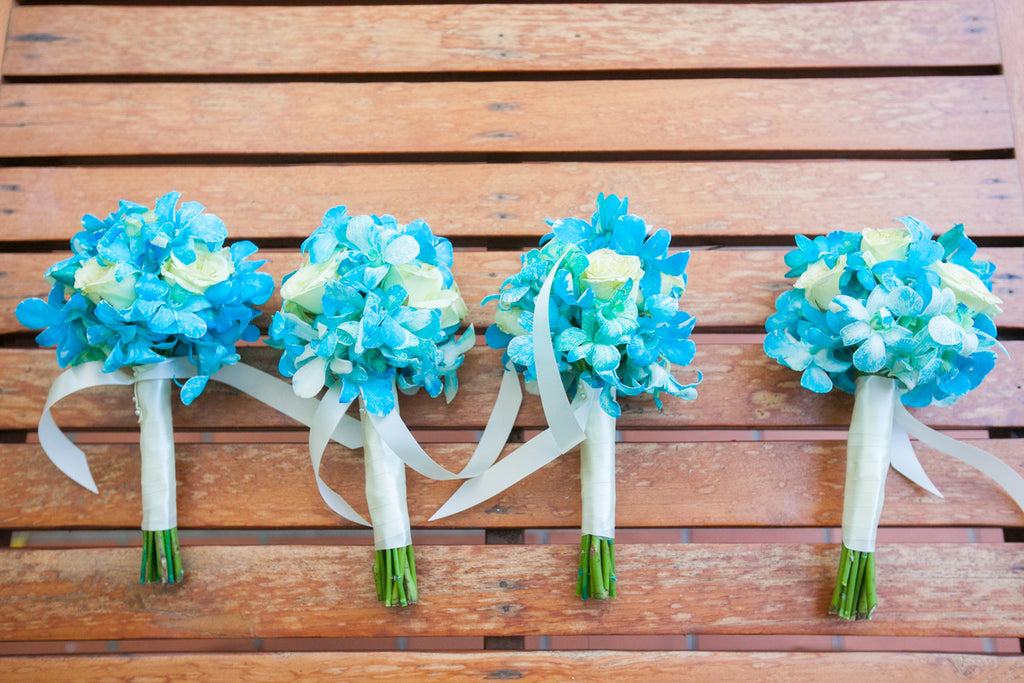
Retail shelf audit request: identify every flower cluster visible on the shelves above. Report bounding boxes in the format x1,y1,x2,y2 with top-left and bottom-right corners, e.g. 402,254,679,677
16,192,274,404
485,194,698,417
268,207,471,415
764,218,1004,406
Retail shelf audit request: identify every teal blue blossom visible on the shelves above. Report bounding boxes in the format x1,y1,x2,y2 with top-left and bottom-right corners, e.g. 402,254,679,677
486,194,699,418
16,192,274,405
764,219,1004,407
268,207,470,416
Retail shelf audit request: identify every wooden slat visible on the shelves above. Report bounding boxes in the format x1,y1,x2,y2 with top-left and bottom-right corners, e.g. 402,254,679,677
996,0,1024,187
0,78,1012,157
3,343,1022,431
3,161,1020,242
1,543,1022,640
6,651,1024,683
3,439,1022,531
5,247,1022,337
2,1,1000,76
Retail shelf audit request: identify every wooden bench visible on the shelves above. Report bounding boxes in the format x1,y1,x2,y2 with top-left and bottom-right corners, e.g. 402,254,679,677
1,0,1022,678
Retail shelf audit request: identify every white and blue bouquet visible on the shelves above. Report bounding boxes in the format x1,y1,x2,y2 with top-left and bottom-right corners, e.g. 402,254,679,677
269,206,472,606
765,218,1007,619
466,194,699,599
16,192,273,583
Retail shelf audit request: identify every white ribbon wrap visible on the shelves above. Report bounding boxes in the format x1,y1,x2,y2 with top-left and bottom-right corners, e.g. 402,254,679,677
134,374,177,532
362,395,413,551
842,375,896,553
580,393,616,539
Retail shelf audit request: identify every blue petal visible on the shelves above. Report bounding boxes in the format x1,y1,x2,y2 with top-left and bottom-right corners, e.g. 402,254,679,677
382,234,420,265
189,213,227,246
180,375,209,406
15,298,61,329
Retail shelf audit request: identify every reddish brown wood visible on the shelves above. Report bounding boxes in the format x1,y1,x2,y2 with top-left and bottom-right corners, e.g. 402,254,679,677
996,0,1024,188
2,343,1021,432
2,161,1020,243
0,78,1012,157
1,543,1022,640
5,651,1024,682
3,1,1000,76
2,439,1021,531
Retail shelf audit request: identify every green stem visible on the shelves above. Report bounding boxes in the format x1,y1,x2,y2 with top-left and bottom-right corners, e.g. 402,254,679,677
374,546,417,607
140,528,183,584
830,544,876,620
576,534,616,600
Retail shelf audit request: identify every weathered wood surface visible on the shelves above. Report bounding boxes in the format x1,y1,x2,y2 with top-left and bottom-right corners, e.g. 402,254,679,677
3,440,1022,531
0,78,1012,157
3,342,1022,432
3,1,1000,76
996,0,1024,189
2,161,1021,242
2,544,1022,640
5,247,1022,336
6,651,1024,683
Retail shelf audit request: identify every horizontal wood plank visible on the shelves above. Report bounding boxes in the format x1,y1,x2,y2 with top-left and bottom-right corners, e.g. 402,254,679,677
1,160,1021,242
0,78,1012,157
6,651,1024,682
2,343,1021,432
1,543,1022,640
3,1,1000,76
3,439,1022,530
4,247,1021,337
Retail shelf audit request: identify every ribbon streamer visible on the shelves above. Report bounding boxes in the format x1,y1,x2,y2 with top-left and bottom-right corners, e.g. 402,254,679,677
431,254,598,521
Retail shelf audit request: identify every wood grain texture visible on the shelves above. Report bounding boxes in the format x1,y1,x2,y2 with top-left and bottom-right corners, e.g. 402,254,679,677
5,247,1022,337
6,651,1024,682
2,342,1022,432
995,0,1024,188
0,78,1013,157
2,161,1020,242
2,1,1000,76
0,0,10,84
1,543,1022,640
2,439,1022,530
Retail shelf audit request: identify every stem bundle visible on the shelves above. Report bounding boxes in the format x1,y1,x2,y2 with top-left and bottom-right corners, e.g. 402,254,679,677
829,544,876,620
576,534,616,600
373,545,418,607
141,528,183,584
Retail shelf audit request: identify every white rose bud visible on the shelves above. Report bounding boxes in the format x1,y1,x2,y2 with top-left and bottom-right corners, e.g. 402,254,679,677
494,306,529,337
281,251,345,315
383,261,469,328
794,255,847,311
929,261,1003,316
74,258,139,309
581,248,644,300
160,242,235,295
660,272,686,297
860,228,912,267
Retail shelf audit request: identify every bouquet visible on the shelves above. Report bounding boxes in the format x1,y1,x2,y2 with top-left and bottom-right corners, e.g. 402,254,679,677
16,192,273,583
764,218,1008,619
269,206,473,606
442,194,699,599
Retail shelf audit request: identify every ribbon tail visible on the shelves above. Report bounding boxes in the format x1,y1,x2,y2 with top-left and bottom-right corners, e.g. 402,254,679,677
309,384,370,526
37,361,137,494
430,394,594,521
888,422,943,498
894,402,1024,514
212,362,362,449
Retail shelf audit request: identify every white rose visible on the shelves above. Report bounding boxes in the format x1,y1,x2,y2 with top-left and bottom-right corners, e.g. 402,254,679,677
281,251,345,315
383,262,469,328
74,258,139,309
794,255,847,311
861,228,912,267
929,261,1003,316
660,272,686,296
494,306,529,336
581,248,643,300
160,242,235,295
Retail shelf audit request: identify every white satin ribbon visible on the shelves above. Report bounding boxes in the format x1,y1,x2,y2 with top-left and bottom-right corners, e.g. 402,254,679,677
36,357,362,497
580,389,617,539
361,396,413,550
134,374,176,531
843,374,1024,553
431,253,600,521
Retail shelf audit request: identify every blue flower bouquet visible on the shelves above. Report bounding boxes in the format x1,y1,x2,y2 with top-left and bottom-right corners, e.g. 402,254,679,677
764,218,1005,619
269,206,472,606
16,192,273,583
479,194,699,599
